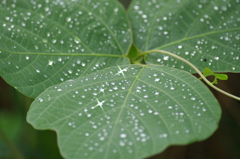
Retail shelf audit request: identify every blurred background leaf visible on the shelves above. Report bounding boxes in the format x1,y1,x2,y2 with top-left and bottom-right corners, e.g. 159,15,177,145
0,77,63,159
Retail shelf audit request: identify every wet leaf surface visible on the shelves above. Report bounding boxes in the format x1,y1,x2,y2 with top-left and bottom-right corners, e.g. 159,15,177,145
0,0,131,97
2,0,239,158
27,64,221,159
128,0,240,72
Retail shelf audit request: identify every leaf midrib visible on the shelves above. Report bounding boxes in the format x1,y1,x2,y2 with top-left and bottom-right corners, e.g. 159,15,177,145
1,0,129,56
156,27,240,50
102,66,146,159
0,48,127,58
70,2,126,55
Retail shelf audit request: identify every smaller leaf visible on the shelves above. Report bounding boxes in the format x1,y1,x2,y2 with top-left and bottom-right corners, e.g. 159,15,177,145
200,68,228,84
215,74,228,81
202,68,215,77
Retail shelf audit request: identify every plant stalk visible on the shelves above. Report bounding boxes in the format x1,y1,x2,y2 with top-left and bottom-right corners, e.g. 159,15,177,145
0,129,26,159
140,49,240,101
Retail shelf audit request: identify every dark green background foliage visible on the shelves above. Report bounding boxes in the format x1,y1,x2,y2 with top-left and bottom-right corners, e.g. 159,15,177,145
0,0,240,159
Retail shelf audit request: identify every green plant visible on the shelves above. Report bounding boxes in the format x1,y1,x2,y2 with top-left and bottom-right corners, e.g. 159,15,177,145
0,0,240,158
200,67,228,84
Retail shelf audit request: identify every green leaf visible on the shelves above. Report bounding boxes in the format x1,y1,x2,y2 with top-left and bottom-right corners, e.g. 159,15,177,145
215,73,228,80
27,64,221,159
200,67,228,84
202,68,216,77
0,0,131,98
0,112,22,141
128,0,240,72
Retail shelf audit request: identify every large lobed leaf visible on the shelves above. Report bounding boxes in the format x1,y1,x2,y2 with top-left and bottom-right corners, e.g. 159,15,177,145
27,64,221,159
0,0,131,98
128,0,240,72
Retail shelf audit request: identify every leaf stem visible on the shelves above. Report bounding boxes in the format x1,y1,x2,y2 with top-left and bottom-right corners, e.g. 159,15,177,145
140,49,240,101
0,129,26,159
